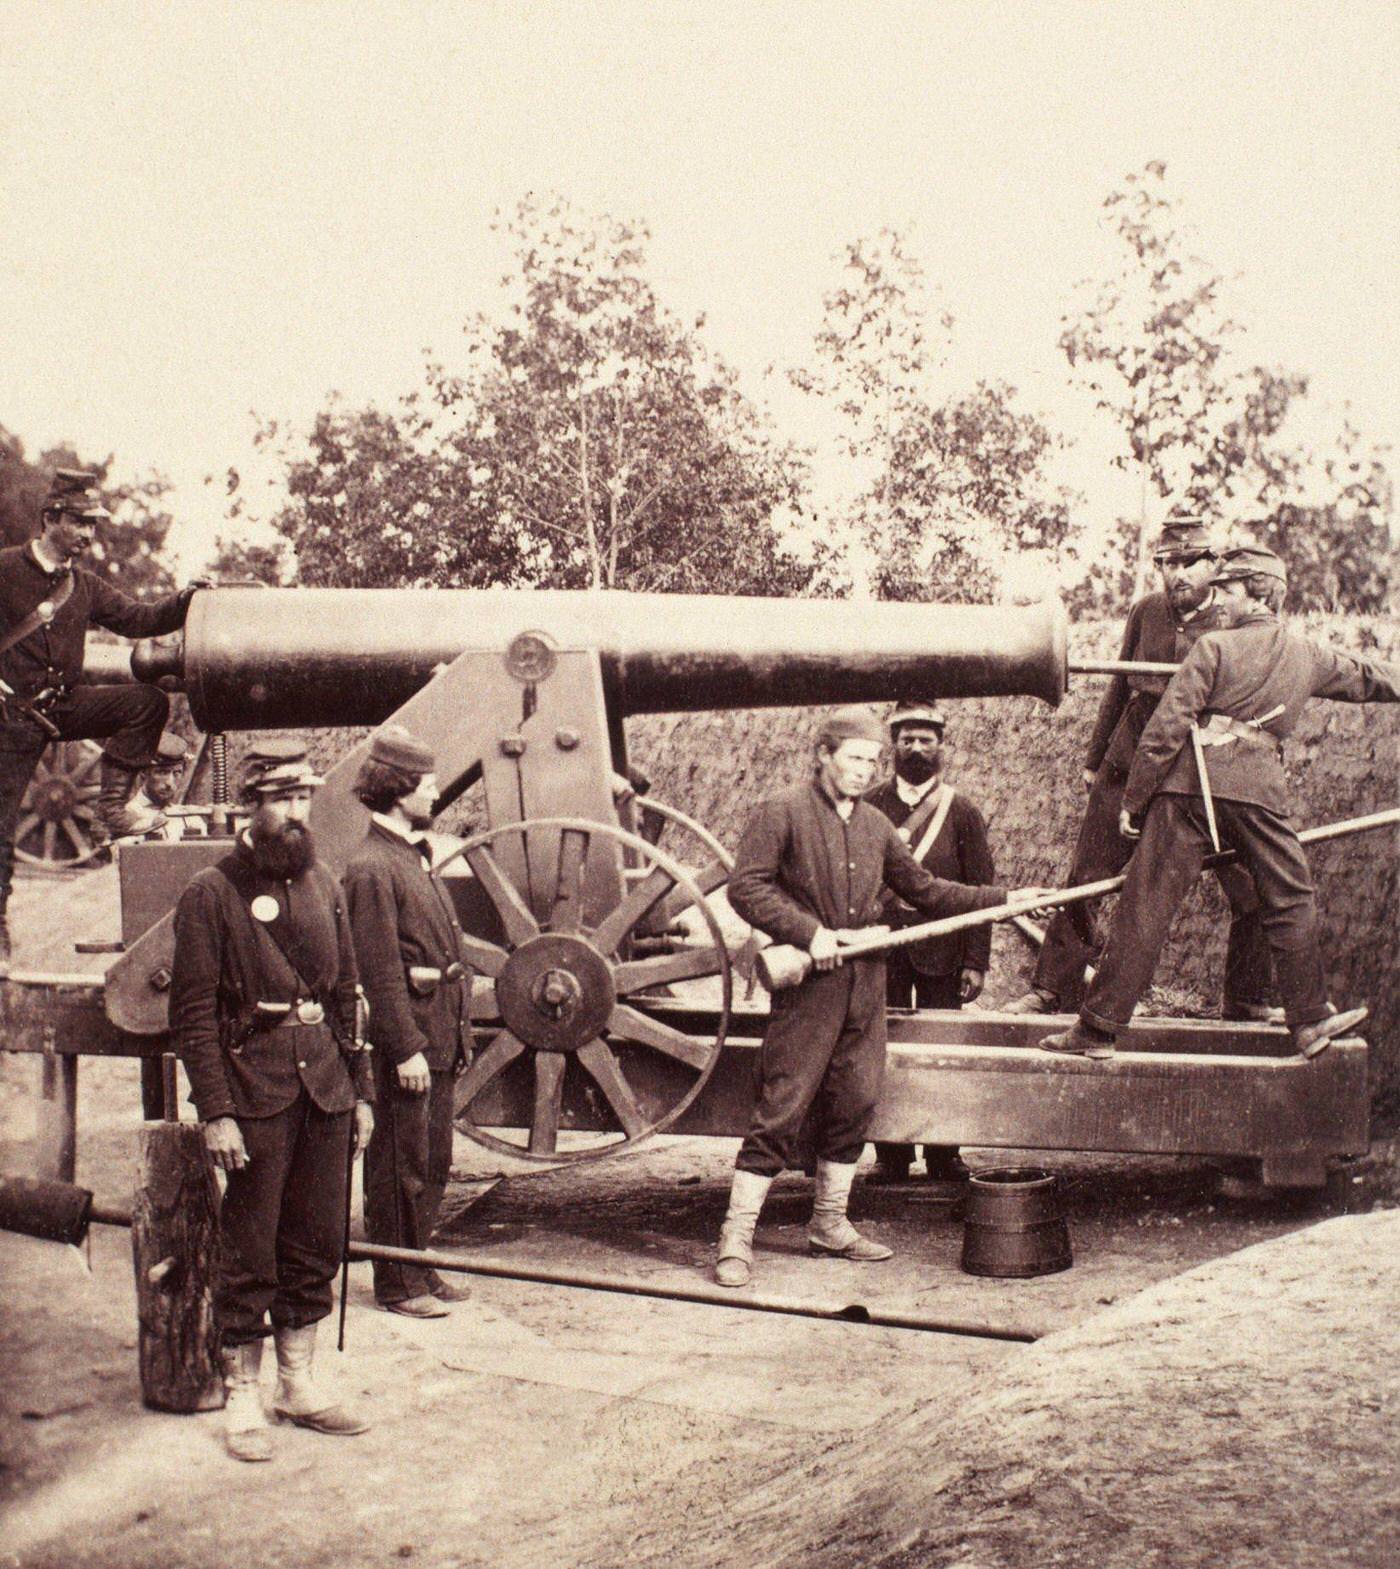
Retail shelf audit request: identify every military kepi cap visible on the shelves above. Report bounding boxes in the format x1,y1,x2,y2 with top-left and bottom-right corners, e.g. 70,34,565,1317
1151,514,1214,561
151,733,189,766
1211,545,1288,587
889,699,946,732
239,736,324,796
43,468,110,520
368,724,435,777
818,705,888,748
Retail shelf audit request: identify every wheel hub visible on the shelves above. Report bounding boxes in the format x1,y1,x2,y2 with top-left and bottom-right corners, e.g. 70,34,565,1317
496,933,616,1053
31,775,79,820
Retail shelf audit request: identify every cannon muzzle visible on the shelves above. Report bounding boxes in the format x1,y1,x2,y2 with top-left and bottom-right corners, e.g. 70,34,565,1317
132,588,1068,731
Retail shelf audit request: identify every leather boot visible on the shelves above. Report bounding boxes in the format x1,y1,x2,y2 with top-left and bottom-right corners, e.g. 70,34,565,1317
271,1324,370,1435
714,1168,772,1287
95,756,163,839
807,1159,893,1261
1002,988,1059,1016
1039,1021,1116,1059
221,1340,273,1462
1293,1005,1368,1060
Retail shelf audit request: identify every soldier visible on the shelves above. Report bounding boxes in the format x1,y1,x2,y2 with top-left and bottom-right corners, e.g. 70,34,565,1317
1041,546,1398,1061
1006,515,1277,1022
714,706,1045,1289
0,469,203,967
865,700,995,1185
170,737,375,1462
116,732,207,842
343,725,473,1319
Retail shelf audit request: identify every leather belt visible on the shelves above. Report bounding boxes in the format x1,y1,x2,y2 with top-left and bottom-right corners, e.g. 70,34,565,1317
254,998,326,1028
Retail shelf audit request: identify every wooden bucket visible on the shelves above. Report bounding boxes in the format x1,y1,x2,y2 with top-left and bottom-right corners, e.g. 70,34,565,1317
960,1166,1072,1278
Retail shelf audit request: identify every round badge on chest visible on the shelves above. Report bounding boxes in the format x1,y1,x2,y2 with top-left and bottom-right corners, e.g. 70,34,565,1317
251,895,280,923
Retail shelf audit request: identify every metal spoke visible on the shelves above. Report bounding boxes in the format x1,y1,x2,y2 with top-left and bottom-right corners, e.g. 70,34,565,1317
464,845,541,948
15,814,41,844
452,1029,527,1115
614,945,725,995
590,863,678,956
60,818,93,859
42,821,57,861
456,932,510,978
529,1051,567,1155
606,1005,714,1072
576,1038,649,1139
548,828,591,934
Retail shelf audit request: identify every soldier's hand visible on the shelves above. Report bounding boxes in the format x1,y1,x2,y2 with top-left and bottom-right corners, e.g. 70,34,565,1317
396,1051,431,1094
1082,768,1097,792
1119,809,1141,841
352,1100,375,1154
204,1116,249,1171
808,927,843,972
959,967,985,1004
1010,887,1059,919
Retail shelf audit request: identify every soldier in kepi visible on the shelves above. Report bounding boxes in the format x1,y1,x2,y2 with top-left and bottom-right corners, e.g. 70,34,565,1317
170,738,375,1462
115,732,207,842
0,469,203,969
714,706,1045,1289
1006,514,1279,1023
1041,546,1399,1062
343,725,474,1320
864,700,995,1187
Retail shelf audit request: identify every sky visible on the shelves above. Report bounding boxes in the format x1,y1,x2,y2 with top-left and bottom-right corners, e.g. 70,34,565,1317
1,0,1396,577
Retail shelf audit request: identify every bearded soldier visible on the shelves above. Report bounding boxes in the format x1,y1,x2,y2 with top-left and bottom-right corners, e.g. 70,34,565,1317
864,700,994,1186
1041,546,1399,1061
171,737,375,1461
344,725,473,1319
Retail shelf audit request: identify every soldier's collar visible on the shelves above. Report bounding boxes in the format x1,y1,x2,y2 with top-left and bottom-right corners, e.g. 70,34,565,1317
27,539,69,578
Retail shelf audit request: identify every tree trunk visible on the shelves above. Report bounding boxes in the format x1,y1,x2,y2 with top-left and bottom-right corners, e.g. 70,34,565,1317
130,1123,224,1413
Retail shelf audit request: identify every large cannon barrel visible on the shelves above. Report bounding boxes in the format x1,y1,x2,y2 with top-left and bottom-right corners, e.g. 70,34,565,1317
129,589,1067,731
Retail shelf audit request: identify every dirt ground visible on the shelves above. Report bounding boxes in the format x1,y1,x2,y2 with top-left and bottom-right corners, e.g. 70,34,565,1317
2,867,1398,1568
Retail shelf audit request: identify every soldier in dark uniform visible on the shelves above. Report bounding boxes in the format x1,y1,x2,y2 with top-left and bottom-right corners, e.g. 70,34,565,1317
1006,516,1277,1022
170,737,375,1461
714,706,1035,1289
343,725,473,1319
0,470,202,967
1041,546,1398,1061
864,700,995,1185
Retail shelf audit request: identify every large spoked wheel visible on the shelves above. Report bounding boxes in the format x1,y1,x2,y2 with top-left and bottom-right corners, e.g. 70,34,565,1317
438,816,733,1163
14,740,105,870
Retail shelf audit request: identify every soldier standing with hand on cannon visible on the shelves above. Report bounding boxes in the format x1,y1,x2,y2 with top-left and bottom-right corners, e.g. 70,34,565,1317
343,725,474,1320
865,699,995,1187
713,706,1046,1289
1041,546,1400,1062
0,469,204,969
1006,515,1278,1022
170,737,375,1462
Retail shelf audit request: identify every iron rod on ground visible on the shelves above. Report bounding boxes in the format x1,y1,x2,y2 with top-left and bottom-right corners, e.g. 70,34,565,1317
1069,658,1180,677
347,1239,1040,1343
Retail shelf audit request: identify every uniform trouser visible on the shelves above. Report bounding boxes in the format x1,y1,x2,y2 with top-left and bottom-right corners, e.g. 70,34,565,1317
737,961,886,1178
1033,766,1274,1012
216,1089,352,1347
364,1063,457,1303
874,964,960,1170
1081,794,1330,1036
0,684,169,911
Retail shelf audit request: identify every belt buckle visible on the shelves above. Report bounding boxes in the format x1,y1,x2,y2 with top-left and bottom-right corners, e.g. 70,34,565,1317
295,998,325,1025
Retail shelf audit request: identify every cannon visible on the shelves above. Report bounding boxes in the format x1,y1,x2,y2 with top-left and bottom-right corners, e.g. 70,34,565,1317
1,587,1370,1189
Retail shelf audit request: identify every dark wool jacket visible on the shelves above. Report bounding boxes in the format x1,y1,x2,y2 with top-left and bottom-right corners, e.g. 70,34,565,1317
728,780,1004,954
343,821,472,1070
170,839,370,1122
1084,591,1219,780
865,780,996,976
0,544,188,698
1124,611,1400,818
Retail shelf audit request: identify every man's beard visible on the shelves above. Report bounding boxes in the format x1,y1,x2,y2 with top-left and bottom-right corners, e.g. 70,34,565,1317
894,751,940,786
249,811,316,879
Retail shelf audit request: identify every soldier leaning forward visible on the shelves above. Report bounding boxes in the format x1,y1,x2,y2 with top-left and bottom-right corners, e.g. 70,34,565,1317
170,737,375,1462
343,725,474,1319
1042,546,1400,1063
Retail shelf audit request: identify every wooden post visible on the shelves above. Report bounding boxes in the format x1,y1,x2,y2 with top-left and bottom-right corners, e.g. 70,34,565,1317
36,1053,78,1183
130,1123,224,1412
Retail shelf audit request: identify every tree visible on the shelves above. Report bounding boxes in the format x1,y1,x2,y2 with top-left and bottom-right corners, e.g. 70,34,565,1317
793,230,1075,599
0,424,176,593
257,196,815,597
